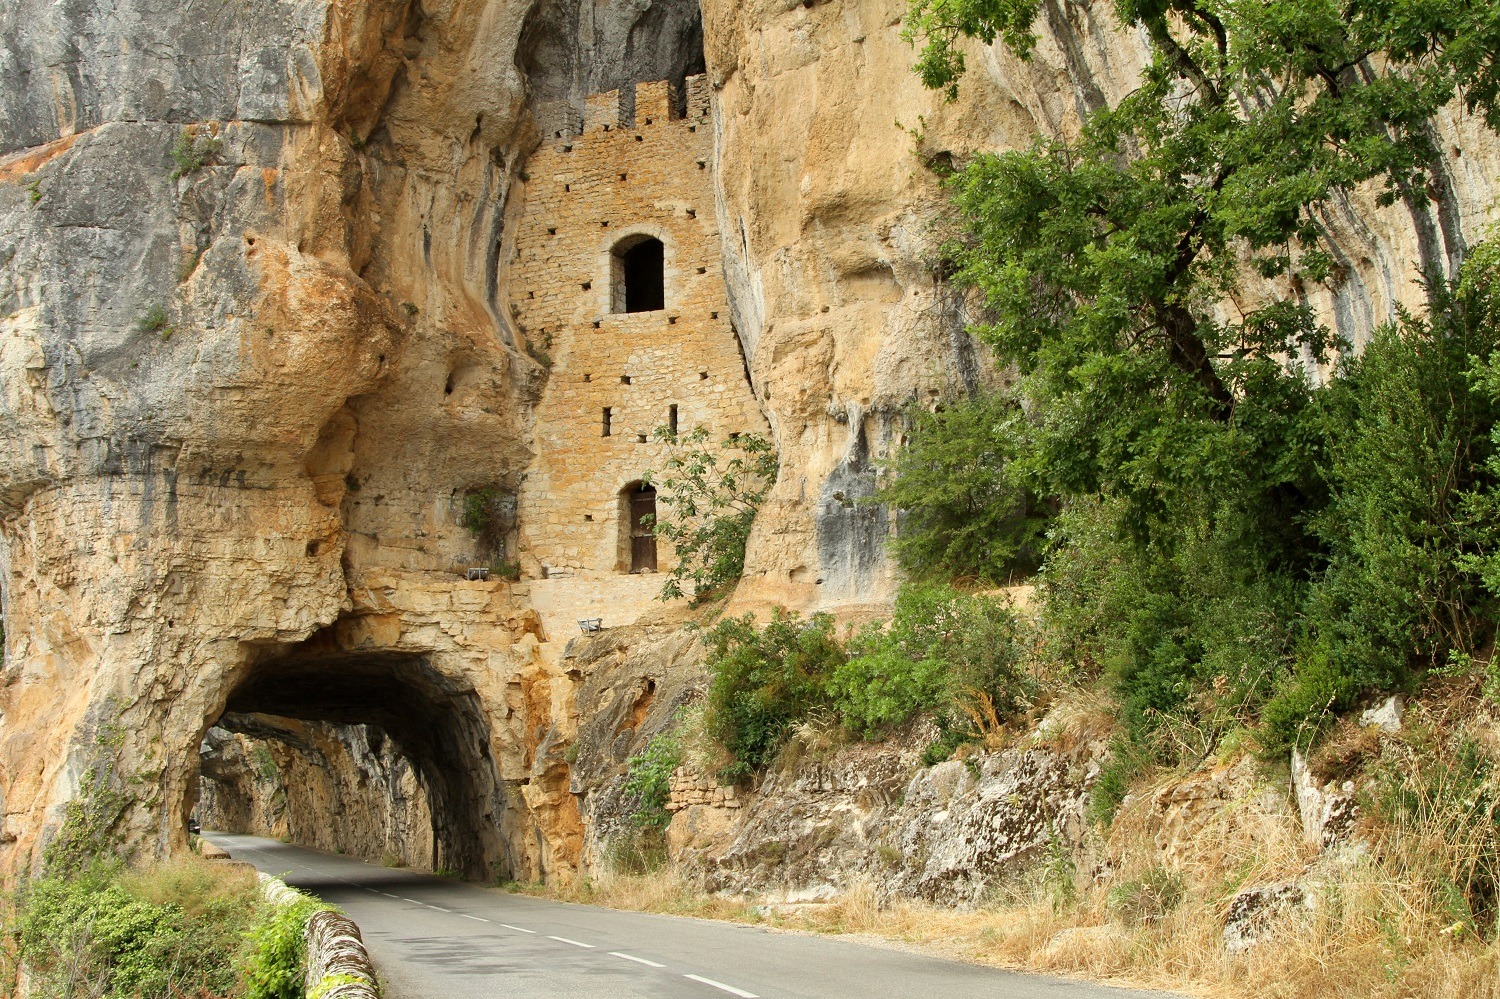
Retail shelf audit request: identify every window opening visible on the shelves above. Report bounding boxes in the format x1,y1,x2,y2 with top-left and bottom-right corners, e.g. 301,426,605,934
611,235,665,313
602,407,613,436
668,404,679,437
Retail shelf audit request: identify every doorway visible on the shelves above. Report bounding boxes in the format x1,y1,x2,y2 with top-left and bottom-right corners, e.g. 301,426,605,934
623,482,658,572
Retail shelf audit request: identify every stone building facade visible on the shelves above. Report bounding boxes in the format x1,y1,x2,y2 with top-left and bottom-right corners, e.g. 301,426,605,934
509,76,767,589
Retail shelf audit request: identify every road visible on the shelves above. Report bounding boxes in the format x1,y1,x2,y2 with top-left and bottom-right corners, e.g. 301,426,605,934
209,833,1171,999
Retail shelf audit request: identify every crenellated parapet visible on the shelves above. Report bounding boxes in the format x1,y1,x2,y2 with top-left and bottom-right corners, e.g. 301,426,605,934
535,74,712,141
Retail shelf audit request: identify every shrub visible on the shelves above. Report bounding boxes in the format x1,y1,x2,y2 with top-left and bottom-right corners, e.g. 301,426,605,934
169,127,223,180
830,583,1036,739
879,394,1050,584
461,485,515,562
135,304,171,337
241,892,329,999
623,730,683,830
703,609,843,783
646,426,778,603
1264,266,1500,749
15,857,262,999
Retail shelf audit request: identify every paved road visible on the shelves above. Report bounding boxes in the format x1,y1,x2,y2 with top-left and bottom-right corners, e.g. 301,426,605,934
210,833,1169,999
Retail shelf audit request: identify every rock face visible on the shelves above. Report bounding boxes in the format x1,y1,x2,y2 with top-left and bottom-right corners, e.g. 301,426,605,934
1291,749,1360,850
625,702,1103,906
3,0,1500,881
198,716,435,870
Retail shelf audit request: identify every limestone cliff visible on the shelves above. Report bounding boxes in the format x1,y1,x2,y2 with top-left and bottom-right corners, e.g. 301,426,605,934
1,0,1498,881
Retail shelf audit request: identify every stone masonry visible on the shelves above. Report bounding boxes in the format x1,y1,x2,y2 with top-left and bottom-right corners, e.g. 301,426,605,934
510,76,767,586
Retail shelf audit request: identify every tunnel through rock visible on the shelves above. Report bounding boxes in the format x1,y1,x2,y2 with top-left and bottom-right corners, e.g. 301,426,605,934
197,651,508,880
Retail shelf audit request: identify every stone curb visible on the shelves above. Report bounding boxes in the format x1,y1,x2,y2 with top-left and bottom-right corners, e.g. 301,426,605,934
256,874,380,998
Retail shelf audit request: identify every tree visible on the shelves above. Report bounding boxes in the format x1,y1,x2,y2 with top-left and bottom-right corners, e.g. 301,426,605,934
879,393,1049,584
896,0,1500,747
645,426,778,603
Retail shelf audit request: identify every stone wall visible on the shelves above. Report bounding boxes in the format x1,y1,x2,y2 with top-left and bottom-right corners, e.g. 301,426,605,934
510,76,767,586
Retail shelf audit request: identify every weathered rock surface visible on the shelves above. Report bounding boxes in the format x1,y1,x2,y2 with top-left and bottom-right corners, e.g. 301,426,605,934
1222,882,1309,954
3,0,1500,884
198,716,435,870
1292,749,1360,850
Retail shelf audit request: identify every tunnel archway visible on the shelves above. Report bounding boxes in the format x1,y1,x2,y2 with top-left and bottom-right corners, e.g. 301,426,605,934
197,650,509,881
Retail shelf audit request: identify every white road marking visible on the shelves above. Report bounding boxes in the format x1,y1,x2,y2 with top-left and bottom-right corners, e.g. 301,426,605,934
610,952,666,968
548,935,595,949
459,914,489,923
500,924,537,934
684,974,758,997
381,893,399,898
427,906,450,912
402,898,421,904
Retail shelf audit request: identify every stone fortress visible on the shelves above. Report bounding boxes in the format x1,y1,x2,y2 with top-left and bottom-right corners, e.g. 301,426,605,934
507,75,768,635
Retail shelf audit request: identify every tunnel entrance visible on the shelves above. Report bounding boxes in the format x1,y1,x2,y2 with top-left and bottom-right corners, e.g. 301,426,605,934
196,651,507,881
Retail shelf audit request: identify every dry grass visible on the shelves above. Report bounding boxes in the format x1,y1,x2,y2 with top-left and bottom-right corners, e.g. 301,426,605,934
118,854,261,918
515,841,1500,998
520,683,1500,999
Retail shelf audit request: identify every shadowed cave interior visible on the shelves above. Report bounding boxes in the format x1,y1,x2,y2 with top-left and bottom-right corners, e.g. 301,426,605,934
195,651,508,880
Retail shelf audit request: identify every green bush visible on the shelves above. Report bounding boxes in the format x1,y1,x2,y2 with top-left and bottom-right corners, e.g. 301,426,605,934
880,395,1050,584
704,609,843,783
241,892,329,999
622,730,683,830
1264,266,1500,749
646,426,778,603
15,857,264,999
169,127,223,180
830,583,1035,738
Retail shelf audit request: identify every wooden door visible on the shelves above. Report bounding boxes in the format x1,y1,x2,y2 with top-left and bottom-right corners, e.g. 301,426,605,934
630,486,658,572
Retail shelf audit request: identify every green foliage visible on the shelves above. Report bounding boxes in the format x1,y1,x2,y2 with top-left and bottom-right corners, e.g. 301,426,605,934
461,485,514,561
879,394,1049,584
892,0,1500,758
44,727,132,876
135,305,172,338
241,893,328,999
646,426,778,603
25,179,41,205
310,973,366,999
623,730,683,830
249,743,280,783
830,583,1035,738
169,127,223,180
15,858,262,999
1265,261,1500,748
1086,736,1153,827
703,609,844,783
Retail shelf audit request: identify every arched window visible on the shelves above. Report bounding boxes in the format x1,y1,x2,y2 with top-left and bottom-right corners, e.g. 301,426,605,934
610,235,665,313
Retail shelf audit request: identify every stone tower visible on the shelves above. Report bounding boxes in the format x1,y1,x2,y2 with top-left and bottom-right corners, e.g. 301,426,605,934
509,76,767,631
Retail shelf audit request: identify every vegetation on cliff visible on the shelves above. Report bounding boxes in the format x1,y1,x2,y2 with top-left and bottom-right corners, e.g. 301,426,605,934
645,426,778,603
883,0,1500,764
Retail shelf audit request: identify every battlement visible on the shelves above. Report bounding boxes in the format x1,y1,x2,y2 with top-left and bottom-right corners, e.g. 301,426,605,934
535,75,711,141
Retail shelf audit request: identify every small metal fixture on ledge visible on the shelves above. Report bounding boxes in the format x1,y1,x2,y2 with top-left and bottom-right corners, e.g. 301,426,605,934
577,618,603,634
465,567,490,581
